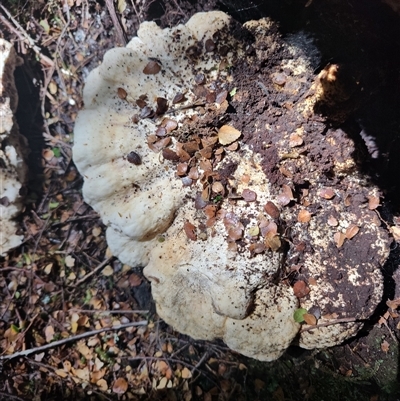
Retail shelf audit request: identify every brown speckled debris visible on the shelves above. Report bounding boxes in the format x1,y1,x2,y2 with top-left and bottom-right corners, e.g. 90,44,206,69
73,11,391,360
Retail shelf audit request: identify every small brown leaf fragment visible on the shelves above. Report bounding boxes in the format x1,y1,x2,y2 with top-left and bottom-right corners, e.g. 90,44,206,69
228,226,243,241
206,91,216,103
215,90,228,105
136,98,147,108
188,167,199,180
117,87,127,99
386,298,400,310
176,163,188,176
249,242,266,255
327,216,338,227
297,209,311,223
289,133,303,147
132,114,139,124
345,224,359,239
264,232,281,251
212,181,224,193
368,195,380,210
226,141,239,151
334,232,346,248
148,136,171,152
162,148,180,161
218,125,241,145
140,106,154,118
205,38,216,52
127,151,142,165
319,188,335,199
162,118,178,133
183,141,200,154
199,146,213,159
344,195,352,206
381,340,390,353
293,280,310,298
242,189,257,202
143,60,161,75
184,221,197,241
201,186,210,201
194,73,206,85
113,377,128,394
129,273,142,287
172,92,186,104
391,226,400,241
194,193,207,210
303,313,317,325
308,277,317,286
260,221,278,237
156,97,168,114
264,201,280,219
175,143,191,162
277,185,293,206
201,137,218,148
155,127,167,137
271,72,287,86
199,159,212,172
204,205,217,218
45,325,55,343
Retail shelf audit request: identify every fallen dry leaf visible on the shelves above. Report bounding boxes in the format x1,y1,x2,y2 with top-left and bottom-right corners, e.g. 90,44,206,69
297,209,311,223
181,367,192,379
264,201,280,219
391,226,400,241
113,377,128,394
218,125,241,145
117,87,127,99
143,60,161,75
277,185,293,206
319,188,335,199
381,340,390,353
102,265,114,276
386,298,400,310
303,313,317,325
184,221,197,241
334,232,346,248
242,189,257,202
345,224,359,239
368,195,380,210
293,280,310,298
289,132,303,147
45,325,55,343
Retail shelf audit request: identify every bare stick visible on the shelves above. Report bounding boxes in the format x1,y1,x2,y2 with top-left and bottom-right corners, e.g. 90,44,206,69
104,0,127,46
0,6,53,67
300,317,359,333
69,308,149,315
72,256,113,286
0,320,147,361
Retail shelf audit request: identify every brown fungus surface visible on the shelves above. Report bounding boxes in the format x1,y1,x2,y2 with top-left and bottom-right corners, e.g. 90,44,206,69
73,12,390,360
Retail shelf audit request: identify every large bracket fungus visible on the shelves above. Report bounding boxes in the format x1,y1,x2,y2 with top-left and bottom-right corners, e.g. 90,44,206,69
0,40,27,256
73,12,390,360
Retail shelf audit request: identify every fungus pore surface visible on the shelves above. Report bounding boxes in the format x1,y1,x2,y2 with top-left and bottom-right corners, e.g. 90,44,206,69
73,12,390,360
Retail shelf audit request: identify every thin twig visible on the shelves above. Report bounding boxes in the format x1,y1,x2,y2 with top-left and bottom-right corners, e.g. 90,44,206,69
300,317,359,333
72,256,113,286
104,0,127,46
0,392,25,401
0,320,147,361
0,5,54,67
69,308,149,315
